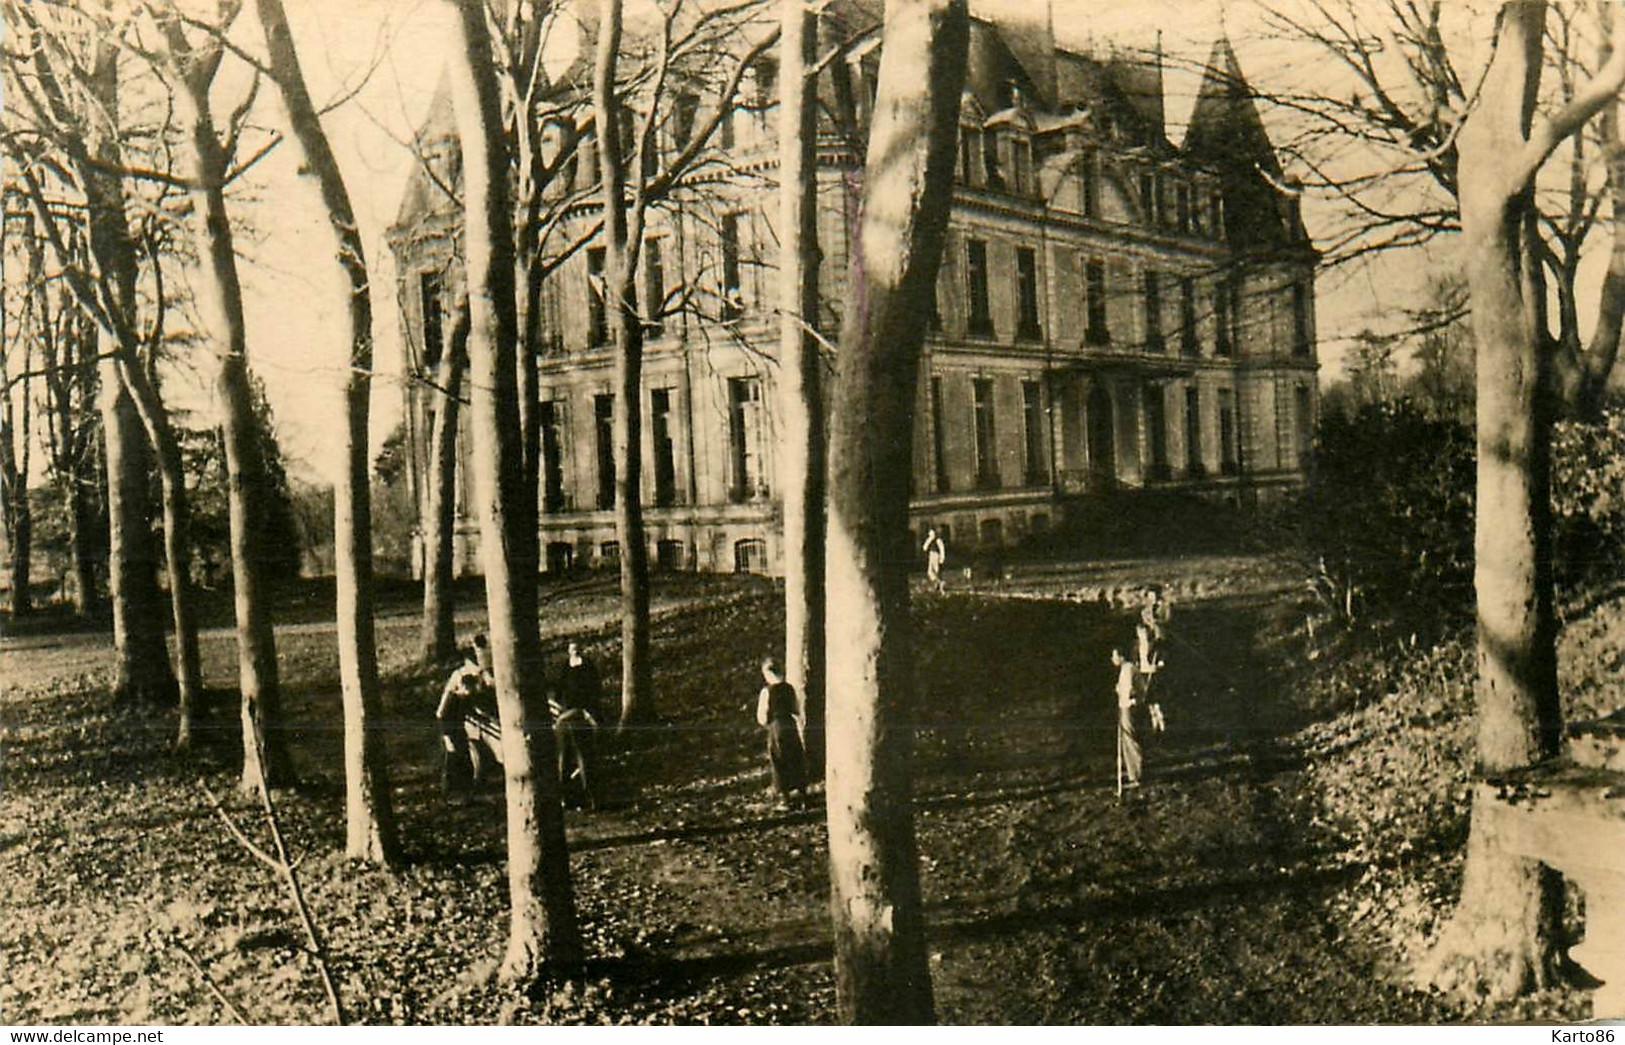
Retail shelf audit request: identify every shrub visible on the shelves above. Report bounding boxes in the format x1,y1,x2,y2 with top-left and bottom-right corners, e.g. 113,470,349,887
1552,405,1625,588
1302,399,1475,633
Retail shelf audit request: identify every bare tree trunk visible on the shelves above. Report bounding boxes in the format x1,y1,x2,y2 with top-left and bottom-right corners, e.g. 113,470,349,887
157,18,293,793
217,355,293,791
99,355,173,705
1,232,34,619
778,0,826,775
1557,4,1625,420
67,465,97,614
445,0,581,981
594,0,653,729
1419,0,1625,1002
257,0,400,863
118,363,203,749
422,304,470,665
823,0,968,1024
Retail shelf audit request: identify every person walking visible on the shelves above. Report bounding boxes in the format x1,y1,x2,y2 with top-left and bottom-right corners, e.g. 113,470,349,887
756,657,809,809
922,527,947,594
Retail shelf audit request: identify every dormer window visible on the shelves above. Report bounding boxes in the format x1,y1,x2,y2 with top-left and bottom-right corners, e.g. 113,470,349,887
1011,137,1033,197
959,125,979,186
982,131,1003,190
1081,150,1099,218
1139,172,1155,223
1176,182,1191,233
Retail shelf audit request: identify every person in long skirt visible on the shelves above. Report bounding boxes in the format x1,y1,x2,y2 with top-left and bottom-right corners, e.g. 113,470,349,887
922,528,947,594
756,657,809,809
1112,648,1142,791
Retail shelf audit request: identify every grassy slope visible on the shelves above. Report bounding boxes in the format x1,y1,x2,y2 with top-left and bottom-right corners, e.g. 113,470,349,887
1,562,1617,1024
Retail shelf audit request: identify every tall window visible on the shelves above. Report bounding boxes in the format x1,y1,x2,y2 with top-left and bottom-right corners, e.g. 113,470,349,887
966,239,993,336
420,271,443,370
587,246,609,347
1185,387,1203,476
931,376,950,493
1139,172,1155,222
541,400,566,512
1218,388,1238,475
1085,257,1109,345
1081,150,1099,218
1229,276,1243,354
1215,277,1233,357
651,388,677,507
1143,270,1164,351
644,237,665,337
1176,182,1191,233
1022,380,1046,485
1016,246,1041,341
720,213,743,321
1181,276,1199,355
674,93,700,148
1292,280,1312,355
1211,191,1225,238
1144,384,1169,481
1011,138,1032,196
594,393,616,508
727,376,765,502
1295,385,1314,464
958,126,977,185
982,131,1002,189
973,377,999,488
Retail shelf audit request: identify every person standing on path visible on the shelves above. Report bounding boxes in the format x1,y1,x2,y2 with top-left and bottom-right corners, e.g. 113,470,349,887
756,657,809,809
1113,647,1142,792
922,527,947,594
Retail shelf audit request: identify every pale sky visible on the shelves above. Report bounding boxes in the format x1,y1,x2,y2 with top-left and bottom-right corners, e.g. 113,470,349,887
226,0,1472,484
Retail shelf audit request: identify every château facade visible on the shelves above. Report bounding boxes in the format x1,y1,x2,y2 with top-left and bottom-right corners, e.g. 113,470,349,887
387,6,1319,577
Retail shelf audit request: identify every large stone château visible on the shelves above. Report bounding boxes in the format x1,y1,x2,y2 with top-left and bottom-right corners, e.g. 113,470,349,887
387,5,1319,577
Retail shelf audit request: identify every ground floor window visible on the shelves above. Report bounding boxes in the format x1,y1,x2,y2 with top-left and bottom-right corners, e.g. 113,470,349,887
734,538,768,574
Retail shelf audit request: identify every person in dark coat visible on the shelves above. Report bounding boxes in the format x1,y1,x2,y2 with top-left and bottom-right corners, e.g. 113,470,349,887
436,639,491,799
551,641,602,808
557,641,602,723
755,657,808,809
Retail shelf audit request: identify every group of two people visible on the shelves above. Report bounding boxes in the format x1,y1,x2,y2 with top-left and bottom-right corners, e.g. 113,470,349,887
1111,597,1169,791
435,636,602,802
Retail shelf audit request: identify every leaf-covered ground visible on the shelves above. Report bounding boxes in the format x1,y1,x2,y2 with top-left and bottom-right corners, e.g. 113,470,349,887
1,562,1617,1024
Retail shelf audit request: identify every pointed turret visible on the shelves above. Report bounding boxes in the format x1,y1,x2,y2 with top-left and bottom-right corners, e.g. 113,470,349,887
1184,31,1308,251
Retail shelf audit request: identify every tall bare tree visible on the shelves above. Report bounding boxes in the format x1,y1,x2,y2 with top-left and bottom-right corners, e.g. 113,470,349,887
1266,0,1625,417
420,300,469,665
1,201,40,618
153,1,292,789
823,0,968,1024
444,0,582,982
6,1,214,736
778,0,825,772
254,0,399,863
1417,1,1625,1001
592,0,778,728
5,8,186,707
